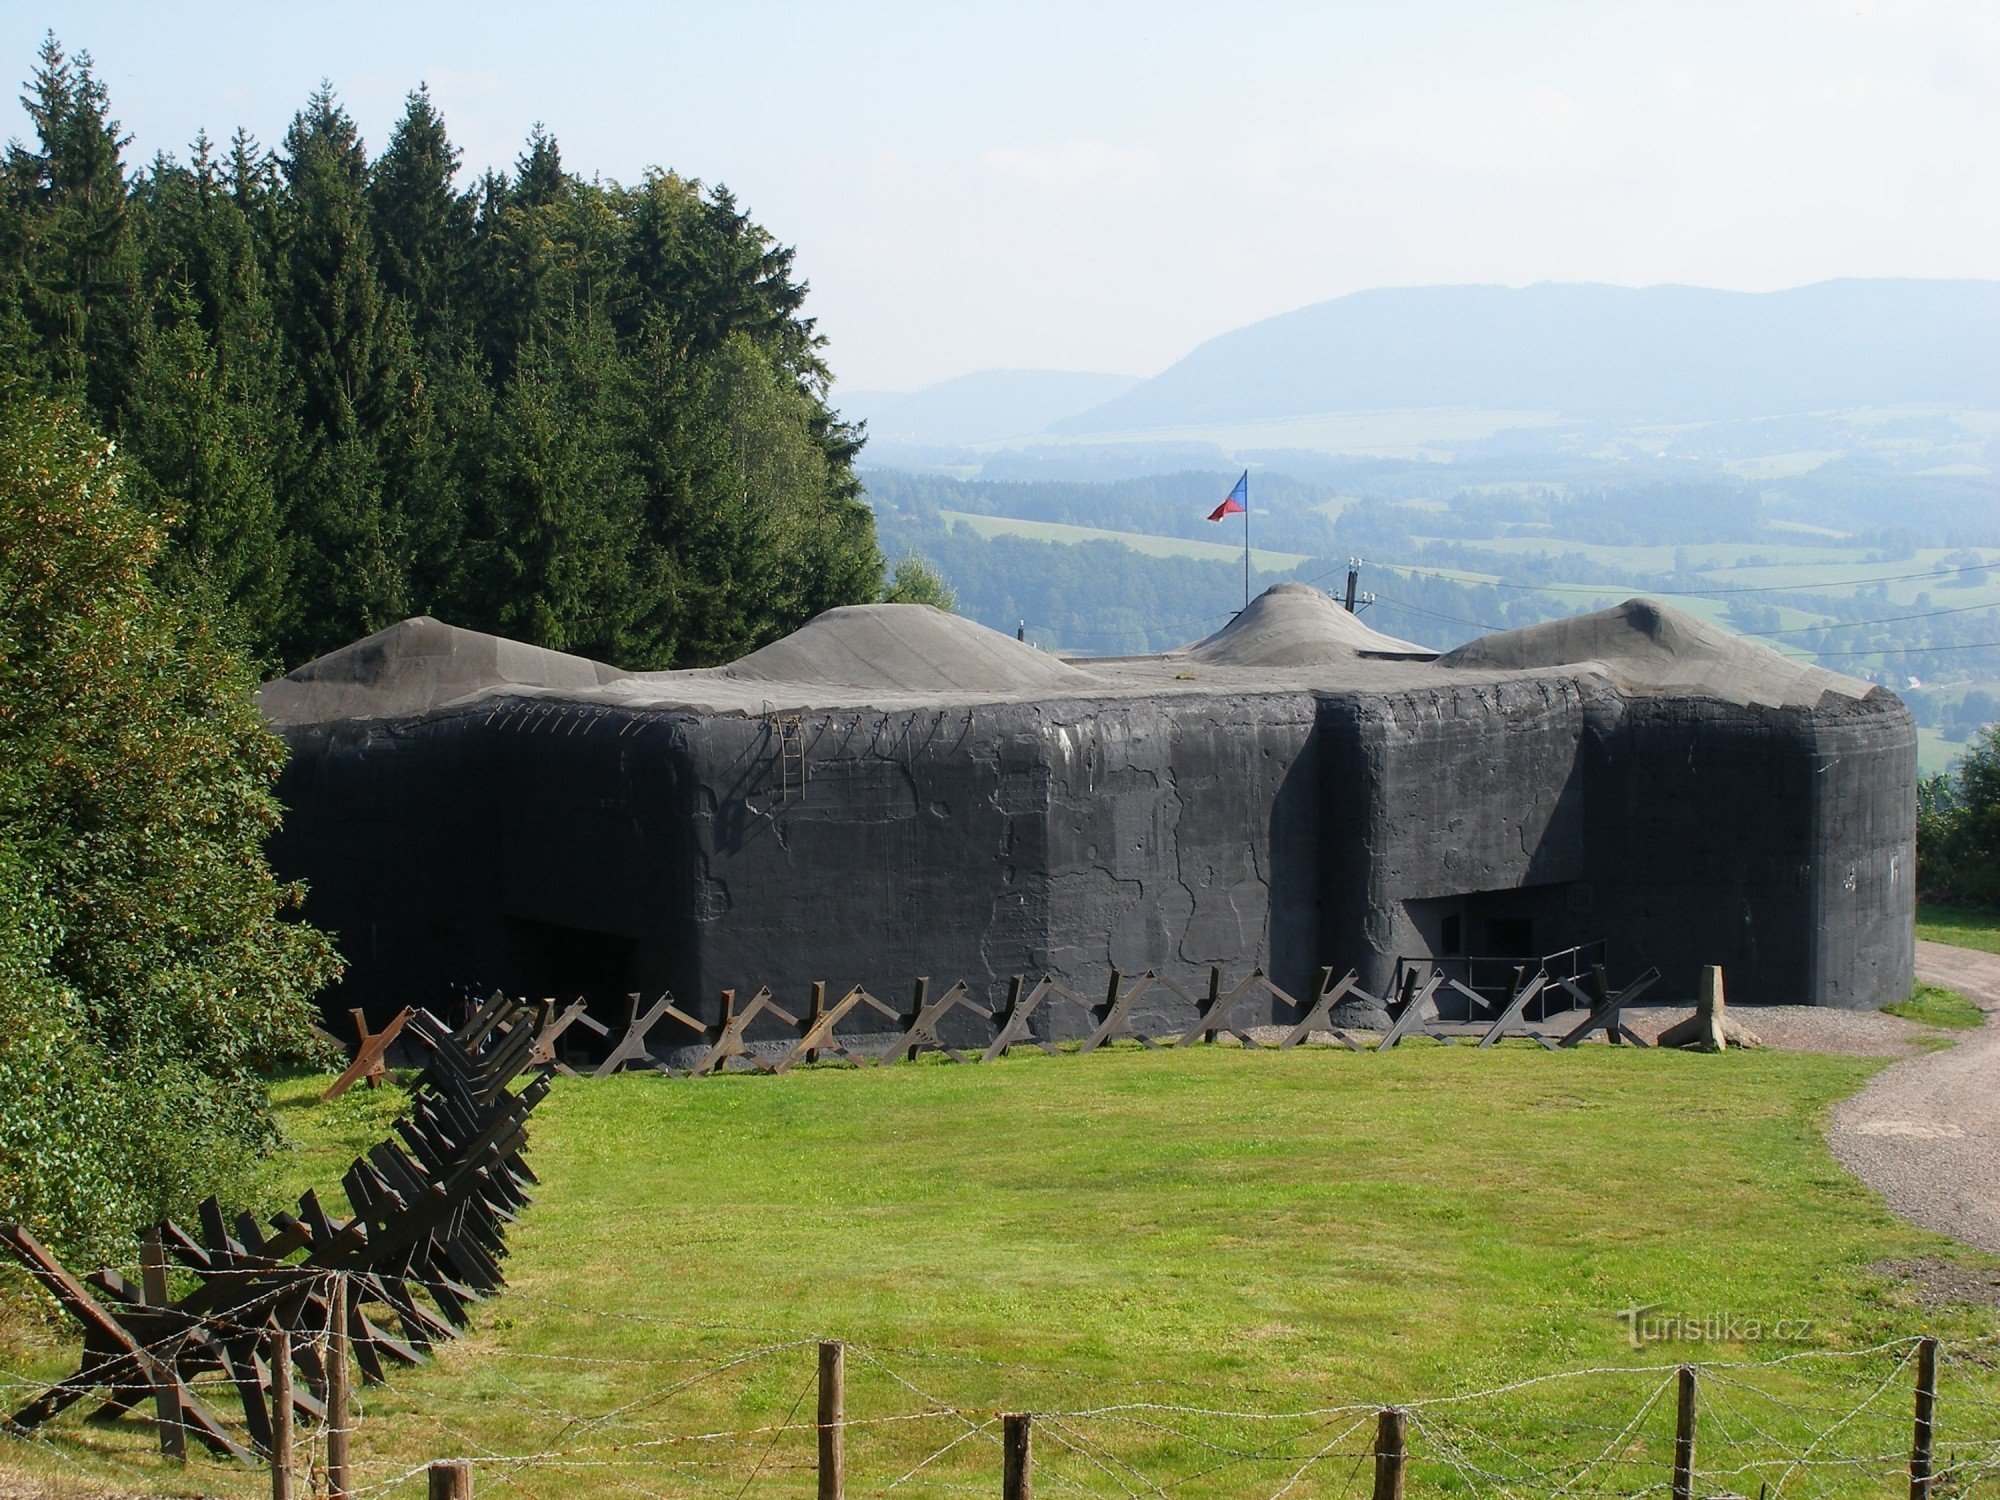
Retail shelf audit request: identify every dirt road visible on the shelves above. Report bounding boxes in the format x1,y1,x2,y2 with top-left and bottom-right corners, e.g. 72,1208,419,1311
1827,941,2000,1254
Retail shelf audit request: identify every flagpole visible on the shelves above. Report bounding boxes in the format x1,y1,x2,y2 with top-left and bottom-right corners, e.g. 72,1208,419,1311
1242,474,1251,611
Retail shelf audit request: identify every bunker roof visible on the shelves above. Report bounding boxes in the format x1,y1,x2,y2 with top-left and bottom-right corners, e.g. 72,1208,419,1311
257,586,1886,727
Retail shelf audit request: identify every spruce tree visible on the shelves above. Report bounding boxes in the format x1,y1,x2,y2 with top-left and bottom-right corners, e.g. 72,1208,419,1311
369,86,471,347
278,86,405,656
466,319,651,658
6,37,885,672
127,137,300,650
7,35,141,417
123,297,292,649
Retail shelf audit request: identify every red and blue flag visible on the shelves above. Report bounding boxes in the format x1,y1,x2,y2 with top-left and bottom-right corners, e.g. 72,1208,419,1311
1207,470,1248,521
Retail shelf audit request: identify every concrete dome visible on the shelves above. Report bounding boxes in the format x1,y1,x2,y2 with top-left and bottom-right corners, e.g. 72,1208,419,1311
1437,598,1878,709
257,617,627,725
1183,583,1432,666
723,603,1097,694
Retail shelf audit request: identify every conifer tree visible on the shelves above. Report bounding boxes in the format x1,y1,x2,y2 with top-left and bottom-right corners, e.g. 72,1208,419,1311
511,125,567,209
7,36,140,416
278,86,406,652
5,36,885,671
123,298,292,647
128,135,299,649
369,86,471,347
225,126,286,281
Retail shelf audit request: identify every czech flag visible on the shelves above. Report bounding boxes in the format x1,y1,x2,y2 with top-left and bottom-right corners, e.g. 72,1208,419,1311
1207,470,1248,521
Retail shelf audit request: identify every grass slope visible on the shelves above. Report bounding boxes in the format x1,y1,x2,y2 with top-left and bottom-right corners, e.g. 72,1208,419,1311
1884,982,1987,1028
1918,904,2000,955
6,1045,1997,1496
941,509,1310,570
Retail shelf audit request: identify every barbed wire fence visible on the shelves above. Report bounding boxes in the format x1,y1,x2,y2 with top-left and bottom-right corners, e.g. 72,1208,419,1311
6,1296,1999,1500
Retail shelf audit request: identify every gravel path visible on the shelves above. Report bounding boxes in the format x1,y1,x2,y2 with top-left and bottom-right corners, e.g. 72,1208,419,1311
1826,941,2000,1254
1624,1001,1945,1056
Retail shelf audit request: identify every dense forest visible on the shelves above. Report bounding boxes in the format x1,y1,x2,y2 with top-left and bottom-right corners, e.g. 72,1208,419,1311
0,36,895,1261
0,36,882,671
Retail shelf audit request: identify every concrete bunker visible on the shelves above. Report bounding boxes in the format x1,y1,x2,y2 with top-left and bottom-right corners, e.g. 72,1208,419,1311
261,586,1917,1041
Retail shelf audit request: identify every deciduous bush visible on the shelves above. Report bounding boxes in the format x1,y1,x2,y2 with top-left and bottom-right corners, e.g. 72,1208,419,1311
0,393,339,1261
1917,725,2000,910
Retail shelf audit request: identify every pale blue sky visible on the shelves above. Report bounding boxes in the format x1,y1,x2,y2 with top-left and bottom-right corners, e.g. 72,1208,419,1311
2,2,1994,392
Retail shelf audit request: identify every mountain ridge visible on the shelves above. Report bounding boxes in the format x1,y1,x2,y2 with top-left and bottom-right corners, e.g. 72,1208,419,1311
1052,278,2000,434
840,367,1138,447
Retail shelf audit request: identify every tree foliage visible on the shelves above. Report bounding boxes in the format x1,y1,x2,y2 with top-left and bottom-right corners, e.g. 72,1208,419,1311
0,392,340,1259
883,553,958,612
0,36,882,671
1919,729,2000,910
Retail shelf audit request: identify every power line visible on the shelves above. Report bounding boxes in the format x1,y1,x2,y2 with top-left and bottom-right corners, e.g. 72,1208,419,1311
1367,594,1503,635
1796,639,2000,659
1742,598,2000,637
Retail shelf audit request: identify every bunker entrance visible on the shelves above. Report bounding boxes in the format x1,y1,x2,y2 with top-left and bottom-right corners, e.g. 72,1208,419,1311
502,916,638,1064
1397,886,1602,1020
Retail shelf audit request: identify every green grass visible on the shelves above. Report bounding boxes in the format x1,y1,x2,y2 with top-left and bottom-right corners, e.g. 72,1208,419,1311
1918,728,1973,778
6,1043,1998,1497
1408,538,2000,603
1918,903,2000,955
1883,982,1987,1028
941,509,1310,570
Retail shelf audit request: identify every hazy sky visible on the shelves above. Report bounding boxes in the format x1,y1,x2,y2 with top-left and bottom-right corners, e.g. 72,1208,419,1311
3,1,1995,392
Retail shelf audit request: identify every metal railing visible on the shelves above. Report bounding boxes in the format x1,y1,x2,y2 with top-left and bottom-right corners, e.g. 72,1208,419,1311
1391,939,1609,1021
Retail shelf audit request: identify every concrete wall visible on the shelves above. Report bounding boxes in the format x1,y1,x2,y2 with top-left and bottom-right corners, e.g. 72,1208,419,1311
1319,679,1592,997
676,694,1323,1040
271,678,1917,1037
1577,694,1916,1009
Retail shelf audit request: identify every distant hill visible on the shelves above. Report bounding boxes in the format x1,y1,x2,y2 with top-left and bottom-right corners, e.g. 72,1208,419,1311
842,368,1138,447
1053,279,2000,433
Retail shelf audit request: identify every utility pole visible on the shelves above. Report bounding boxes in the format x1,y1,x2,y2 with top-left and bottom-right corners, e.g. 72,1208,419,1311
1344,557,1361,613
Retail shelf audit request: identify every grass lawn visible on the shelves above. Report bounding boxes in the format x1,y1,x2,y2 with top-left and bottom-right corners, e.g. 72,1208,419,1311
1918,904,2000,955
1885,982,1988,1028
4,1044,1998,1497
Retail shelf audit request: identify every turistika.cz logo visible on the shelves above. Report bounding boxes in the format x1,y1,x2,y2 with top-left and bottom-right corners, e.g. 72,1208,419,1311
1615,1304,1815,1350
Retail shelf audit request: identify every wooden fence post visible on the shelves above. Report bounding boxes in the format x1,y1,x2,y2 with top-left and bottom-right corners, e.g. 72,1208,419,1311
140,1227,185,1460
1672,1364,1697,1500
1003,1412,1032,1500
1911,1335,1940,1500
1203,967,1222,1045
1372,1407,1406,1500
818,1340,845,1500
269,1329,293,1500
327,1275,352,1500
428,1457,473,1498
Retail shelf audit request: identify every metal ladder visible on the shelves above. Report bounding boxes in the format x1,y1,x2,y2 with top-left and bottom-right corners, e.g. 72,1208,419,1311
770,714,806,802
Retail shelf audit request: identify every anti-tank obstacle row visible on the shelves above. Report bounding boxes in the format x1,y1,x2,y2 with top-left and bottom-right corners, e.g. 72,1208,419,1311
554,957,1663,1077
1,992,548,1468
